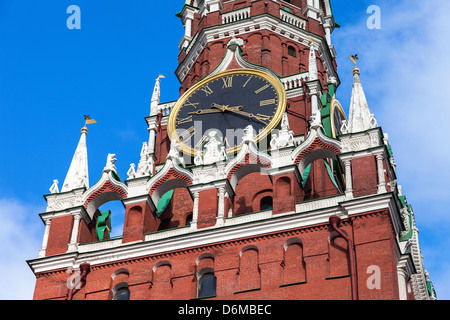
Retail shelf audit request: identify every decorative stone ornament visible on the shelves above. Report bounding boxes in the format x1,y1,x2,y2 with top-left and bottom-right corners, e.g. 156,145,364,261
167,139,185,167
103,153,117,173
49,179,59,194
202,129,226,165
270,113,294,150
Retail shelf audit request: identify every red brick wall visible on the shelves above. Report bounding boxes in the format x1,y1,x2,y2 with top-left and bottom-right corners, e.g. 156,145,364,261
234,172,273,216
33,211,402,300
45,215,73,256
352,156,378,198
198,188,219,229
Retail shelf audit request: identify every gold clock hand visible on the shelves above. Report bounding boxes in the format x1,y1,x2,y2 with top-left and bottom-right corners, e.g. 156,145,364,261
224,108,270,125
188,105,244,115
188,109,224,115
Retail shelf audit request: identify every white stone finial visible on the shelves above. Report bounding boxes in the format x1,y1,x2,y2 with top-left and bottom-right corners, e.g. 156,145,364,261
103,153,117,173
194,150,204,166
340,120,349,134
167,139,185,167
136,142,154,177
243,124,256,143
150,75,164,116
49,180,59,194
309,110,322,129
127,164,136,179
271,113,295,150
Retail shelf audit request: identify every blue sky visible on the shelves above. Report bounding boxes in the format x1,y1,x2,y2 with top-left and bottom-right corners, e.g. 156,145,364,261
0,0,448,300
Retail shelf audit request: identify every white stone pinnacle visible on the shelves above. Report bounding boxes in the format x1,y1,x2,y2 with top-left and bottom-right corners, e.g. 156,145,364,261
61,127,89,192
347,68,377,133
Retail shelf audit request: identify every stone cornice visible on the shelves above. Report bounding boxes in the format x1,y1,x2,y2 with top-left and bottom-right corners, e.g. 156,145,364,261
28,192,401,274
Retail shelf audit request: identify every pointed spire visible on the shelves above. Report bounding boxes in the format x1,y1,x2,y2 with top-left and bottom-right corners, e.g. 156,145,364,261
347,56,378,133
150,75,164,116
61,116,96,192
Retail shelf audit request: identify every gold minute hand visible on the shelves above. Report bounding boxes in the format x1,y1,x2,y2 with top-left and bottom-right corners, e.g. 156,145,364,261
225,108,270,125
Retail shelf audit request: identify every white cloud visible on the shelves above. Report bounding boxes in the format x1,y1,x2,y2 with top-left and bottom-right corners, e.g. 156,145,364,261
334,0,449,298
0,198,44,300
335,0,450,220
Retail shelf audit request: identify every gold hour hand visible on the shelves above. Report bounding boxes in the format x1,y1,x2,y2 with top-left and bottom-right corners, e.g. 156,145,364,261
188,109,223,115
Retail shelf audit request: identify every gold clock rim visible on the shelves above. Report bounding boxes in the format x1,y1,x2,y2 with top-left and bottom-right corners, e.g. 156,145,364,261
168,68,287,157
330,98,347,138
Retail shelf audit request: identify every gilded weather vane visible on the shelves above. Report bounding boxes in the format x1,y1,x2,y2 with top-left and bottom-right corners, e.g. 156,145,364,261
349,54,360,74
82,115,97,133
349,54,359,67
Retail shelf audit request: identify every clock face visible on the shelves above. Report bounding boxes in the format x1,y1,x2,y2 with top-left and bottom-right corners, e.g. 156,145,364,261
330,98,347,138
168,69,286,156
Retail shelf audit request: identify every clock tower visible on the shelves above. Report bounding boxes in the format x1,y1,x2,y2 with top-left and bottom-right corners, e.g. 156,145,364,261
28,0,435,301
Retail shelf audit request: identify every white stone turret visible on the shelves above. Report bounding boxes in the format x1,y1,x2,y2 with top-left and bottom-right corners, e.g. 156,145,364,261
346,61,378,134
61,126,90,192
150,75,164,116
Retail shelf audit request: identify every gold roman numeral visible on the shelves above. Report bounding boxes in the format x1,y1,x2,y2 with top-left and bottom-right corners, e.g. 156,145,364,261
255,84,269,94
257,113,271,121
196,135,207,149
200,85,214,96
179,126,195,141
184,99,199,108
222,76,233,89
243,76,253,88
260,99,276,107
177,115,193,125
223,136,232,148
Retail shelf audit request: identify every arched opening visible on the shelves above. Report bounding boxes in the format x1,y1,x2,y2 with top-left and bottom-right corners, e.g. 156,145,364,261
260,196,273,211
288,45,296,57
301,158,343,201
112,282,130,300
156,188,194,231
197,269,216,299
98,200,126,239
196,254,216,299
110,268,130,300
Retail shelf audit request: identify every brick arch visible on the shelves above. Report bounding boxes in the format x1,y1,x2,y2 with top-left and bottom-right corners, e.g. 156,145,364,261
275,176,292,197
149,168,193,206
150,261,173,299
227,154,272,190
238,245,260,292
294,138,340,176
84,180,127,219
282,238,306,285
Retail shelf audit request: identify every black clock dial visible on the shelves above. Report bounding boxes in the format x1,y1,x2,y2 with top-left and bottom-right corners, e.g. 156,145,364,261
170,70,285,155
